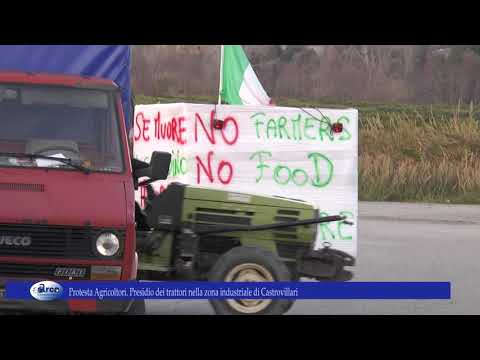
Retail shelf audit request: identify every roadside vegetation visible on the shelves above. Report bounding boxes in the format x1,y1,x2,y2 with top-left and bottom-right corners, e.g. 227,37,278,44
360,109,480,204
135,95,480,204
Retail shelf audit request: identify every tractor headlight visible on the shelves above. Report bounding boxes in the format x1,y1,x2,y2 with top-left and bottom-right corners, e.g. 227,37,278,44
96,233,120,257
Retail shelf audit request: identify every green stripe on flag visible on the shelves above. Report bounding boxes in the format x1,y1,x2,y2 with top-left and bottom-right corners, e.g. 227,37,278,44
221,45,250,105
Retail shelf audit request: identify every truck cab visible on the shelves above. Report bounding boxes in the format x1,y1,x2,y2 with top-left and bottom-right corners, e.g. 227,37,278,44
0,46,170,314
0,72,139,313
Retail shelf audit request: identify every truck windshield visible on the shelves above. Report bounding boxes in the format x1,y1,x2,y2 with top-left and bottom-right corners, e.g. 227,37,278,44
0,84,124,173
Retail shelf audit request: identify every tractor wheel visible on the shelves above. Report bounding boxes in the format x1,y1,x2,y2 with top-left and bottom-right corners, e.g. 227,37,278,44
126,299,146,315
208,246,294,315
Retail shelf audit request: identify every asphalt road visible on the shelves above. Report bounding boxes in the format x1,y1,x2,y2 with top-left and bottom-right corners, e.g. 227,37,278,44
146,201,480,315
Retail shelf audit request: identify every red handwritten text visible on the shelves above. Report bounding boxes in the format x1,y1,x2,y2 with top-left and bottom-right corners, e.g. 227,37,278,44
196,151,233,185
154,112,187,145
195,111,239,146
135,112,150,142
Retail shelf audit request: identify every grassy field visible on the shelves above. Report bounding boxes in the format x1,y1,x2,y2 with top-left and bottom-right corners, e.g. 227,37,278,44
135,94,480,204
134,94,480,123
360,113,480,204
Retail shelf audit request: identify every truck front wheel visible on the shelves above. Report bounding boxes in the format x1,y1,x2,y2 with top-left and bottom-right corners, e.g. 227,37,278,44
208,246,294,315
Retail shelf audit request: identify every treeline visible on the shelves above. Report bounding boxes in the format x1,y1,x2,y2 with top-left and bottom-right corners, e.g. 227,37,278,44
131,45,480,105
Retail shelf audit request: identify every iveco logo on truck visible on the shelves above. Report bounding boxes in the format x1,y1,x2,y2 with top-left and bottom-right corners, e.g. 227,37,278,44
0,236,32,247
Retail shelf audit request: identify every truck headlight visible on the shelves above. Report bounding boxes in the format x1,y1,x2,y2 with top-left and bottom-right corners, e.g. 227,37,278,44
96,233,120,257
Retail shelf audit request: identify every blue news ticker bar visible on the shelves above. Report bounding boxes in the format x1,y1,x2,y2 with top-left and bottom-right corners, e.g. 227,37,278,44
5,281,451,300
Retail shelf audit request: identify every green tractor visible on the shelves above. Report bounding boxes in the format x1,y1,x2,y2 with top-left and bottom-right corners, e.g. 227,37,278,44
135,179,355,315
133,151,355,315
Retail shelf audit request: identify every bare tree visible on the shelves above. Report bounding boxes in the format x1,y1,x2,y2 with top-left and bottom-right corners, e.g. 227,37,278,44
131,45,480,105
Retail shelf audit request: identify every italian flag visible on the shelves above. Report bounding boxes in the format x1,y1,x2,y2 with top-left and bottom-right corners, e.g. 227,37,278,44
219,45,272,106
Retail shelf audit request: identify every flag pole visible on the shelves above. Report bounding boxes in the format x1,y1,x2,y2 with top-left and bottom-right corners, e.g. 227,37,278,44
218,45,224,105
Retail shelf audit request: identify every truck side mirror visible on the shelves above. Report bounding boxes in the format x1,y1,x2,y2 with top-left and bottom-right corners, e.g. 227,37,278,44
133,151,171,187
148,151,171,181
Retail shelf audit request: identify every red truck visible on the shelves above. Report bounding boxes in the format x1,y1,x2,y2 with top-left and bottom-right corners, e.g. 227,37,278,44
0,45,169,314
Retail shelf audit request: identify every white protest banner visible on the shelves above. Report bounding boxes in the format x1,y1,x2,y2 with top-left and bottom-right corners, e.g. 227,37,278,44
134,103,358,257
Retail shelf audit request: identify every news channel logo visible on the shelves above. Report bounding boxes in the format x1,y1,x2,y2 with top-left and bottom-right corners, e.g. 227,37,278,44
30,281,63,301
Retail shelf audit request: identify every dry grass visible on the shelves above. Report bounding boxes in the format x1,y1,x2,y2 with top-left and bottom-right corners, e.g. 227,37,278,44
360,108,480,203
